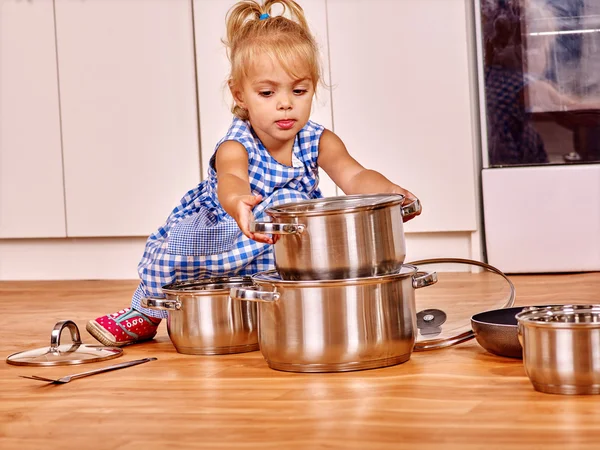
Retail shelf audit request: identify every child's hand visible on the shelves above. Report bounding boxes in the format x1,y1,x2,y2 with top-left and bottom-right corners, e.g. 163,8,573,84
232,194,273,244
389,186,422,222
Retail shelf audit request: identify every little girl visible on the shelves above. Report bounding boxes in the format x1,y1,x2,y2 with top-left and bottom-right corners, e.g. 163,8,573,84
87,0,420,347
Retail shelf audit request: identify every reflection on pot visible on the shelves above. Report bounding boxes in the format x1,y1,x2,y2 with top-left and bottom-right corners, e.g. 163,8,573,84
143,277,258,355
230,265,437,373
517,304,600,395
251,194,421,280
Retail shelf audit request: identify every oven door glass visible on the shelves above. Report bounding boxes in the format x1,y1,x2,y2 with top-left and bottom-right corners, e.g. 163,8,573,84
480,0,600,166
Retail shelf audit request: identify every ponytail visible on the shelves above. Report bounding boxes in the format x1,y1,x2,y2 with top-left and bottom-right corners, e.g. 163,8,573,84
225,0,310,51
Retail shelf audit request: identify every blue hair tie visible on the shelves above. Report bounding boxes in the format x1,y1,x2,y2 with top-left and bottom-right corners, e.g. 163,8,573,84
259,13,269,20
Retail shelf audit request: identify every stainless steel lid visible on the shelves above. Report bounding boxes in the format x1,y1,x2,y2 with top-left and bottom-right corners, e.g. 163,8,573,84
266,193,405,217
516,305,600,328
6,320,123,367
161,276,254,296
408,258,516,351
252,265,420,287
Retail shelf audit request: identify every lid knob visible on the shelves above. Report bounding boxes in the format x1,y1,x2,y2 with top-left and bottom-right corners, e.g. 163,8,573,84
416,309,447,337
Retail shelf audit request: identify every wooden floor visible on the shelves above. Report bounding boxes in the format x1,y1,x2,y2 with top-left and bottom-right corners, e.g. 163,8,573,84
1,272,600,449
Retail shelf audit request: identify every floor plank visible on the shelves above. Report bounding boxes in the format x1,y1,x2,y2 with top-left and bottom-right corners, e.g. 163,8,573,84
1,273,600,449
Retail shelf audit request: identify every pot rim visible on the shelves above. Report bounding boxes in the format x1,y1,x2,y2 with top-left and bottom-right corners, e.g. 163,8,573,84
516,304,600,329
265,193,405,218
161,276,254,296
251,265,418,287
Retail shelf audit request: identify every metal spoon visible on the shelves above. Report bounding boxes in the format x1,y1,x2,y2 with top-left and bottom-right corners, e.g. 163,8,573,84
20,357,157,384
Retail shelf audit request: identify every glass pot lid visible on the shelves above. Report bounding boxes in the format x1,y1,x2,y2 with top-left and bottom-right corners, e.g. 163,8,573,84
161,276,254,296
6,320,123,366
408,258,516,351
266,193,405,217
251,265,418,287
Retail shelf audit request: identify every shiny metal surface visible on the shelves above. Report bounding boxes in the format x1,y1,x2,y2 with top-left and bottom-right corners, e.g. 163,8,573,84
6,320,123,366
266,194,409,216
20,357,157,384
229,266,437,373
251,194,421,280
142,277,258,355
517,305,600,395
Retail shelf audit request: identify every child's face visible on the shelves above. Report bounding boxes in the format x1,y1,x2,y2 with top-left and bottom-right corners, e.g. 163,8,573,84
232,53,314,149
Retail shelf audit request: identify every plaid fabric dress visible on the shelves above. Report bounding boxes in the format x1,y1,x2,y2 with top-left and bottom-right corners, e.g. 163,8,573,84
131,117,325,318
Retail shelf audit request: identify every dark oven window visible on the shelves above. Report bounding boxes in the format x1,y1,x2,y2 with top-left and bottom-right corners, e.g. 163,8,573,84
480,0,600,166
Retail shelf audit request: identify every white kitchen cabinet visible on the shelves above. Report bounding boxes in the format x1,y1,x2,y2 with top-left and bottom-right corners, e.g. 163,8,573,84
326,0,478,233
192,0,337,196
0,0,66,238
54,0,200,237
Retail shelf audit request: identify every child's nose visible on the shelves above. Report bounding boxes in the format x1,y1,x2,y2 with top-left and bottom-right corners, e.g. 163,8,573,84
277,95,293,110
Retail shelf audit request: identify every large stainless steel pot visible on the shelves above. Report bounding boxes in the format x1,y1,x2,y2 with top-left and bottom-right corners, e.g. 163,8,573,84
142,277,258,355
229,265,437,373
517,305,600,395
250,194,420,280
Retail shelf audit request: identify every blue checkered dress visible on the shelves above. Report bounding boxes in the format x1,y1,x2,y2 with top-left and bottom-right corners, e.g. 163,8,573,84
131,118,325,318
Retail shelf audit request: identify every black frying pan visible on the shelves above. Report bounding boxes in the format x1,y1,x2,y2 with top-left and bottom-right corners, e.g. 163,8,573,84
471,306,525,359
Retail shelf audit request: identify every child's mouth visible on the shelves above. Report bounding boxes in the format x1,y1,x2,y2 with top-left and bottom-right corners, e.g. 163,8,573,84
276,120,295,130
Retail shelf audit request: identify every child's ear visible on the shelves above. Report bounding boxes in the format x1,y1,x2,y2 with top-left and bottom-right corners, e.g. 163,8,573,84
229,81,246,110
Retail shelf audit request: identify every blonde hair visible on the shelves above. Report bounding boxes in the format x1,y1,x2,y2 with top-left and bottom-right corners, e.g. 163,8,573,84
224,0,321,120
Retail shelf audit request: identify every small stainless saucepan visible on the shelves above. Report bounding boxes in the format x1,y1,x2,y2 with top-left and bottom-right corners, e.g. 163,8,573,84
142,277,258,355
230,265,437,373
517,304,600,395
250,194,420,281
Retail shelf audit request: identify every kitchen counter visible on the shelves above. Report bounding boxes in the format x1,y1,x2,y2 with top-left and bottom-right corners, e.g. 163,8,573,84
2,273,600,449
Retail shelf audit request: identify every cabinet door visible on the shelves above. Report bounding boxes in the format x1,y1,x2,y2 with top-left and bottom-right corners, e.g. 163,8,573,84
0,0,66,238
193,0,337,196
54,0,200,237
327,0,478,232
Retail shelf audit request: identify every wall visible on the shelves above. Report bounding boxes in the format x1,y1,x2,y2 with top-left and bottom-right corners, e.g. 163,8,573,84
0,0,483,280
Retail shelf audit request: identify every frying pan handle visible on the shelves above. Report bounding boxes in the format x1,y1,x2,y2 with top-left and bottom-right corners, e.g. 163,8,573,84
230,287,280,303
412,271,438,289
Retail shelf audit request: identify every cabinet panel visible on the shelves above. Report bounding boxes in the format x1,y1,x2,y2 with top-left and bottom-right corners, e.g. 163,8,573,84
483,165,600,273
327,0,478,232
0,0,66,238
55,0,200,237
193,0,337,196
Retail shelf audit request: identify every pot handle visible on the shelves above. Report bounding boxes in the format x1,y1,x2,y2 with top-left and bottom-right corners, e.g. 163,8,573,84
229,287,280,303
141,297,181,310
250,221,306,235
401,199,421,220
412,271,438,289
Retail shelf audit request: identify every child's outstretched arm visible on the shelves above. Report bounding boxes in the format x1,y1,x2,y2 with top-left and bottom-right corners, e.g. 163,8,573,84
317,130,421,221
215,141,273,244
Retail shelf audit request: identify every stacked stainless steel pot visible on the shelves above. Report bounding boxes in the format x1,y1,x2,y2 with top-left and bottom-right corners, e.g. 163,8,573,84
230,194,437,373
142,277,258,355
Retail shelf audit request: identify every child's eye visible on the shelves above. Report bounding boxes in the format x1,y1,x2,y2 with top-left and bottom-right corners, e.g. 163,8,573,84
293,89,308,95
259,91,273,97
